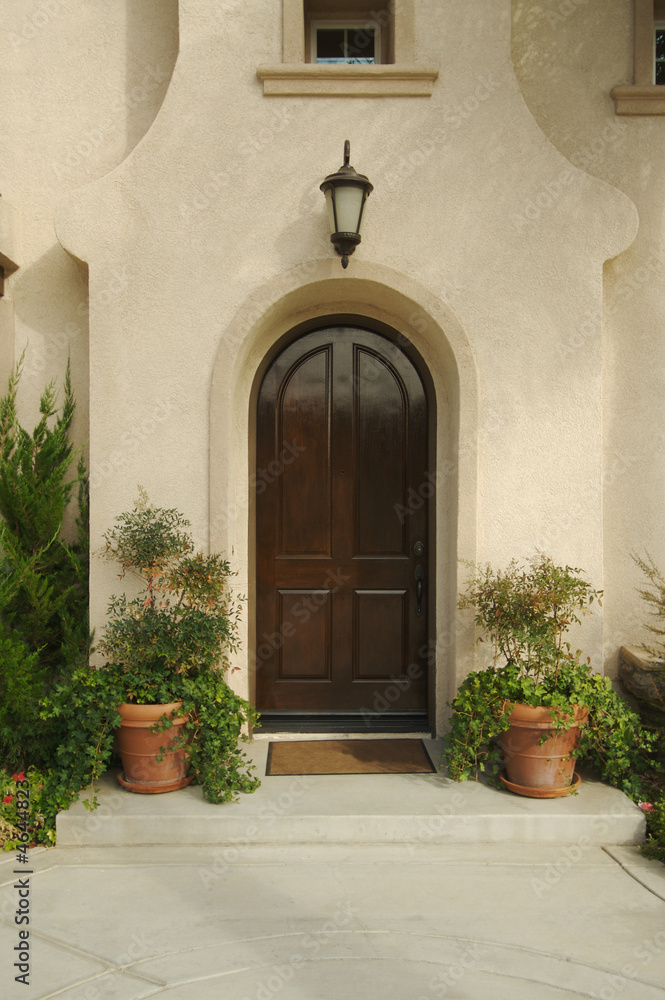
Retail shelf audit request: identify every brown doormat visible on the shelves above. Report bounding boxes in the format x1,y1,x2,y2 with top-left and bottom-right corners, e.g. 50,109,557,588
266,739,436,776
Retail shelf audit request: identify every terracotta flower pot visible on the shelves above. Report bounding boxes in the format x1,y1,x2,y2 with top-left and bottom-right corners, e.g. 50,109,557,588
116,701,193,794
499,703,588,798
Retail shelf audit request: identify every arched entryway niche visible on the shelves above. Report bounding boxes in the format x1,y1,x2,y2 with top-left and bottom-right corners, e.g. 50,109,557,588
210,260,478,736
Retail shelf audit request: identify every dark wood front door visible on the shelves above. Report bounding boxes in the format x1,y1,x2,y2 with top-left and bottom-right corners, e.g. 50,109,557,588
256,326,430,729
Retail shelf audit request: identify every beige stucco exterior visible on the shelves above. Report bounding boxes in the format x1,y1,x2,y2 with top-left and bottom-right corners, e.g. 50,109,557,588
2,0,664,733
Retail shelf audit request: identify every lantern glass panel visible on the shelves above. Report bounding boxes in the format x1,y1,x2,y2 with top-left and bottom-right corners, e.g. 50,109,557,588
324,188,336,233
333,184,365,234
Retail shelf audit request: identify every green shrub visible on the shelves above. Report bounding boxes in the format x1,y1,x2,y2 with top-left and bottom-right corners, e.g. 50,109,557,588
0,767,53,850
639,797,665,863
444,556,656,799
0,355,90,770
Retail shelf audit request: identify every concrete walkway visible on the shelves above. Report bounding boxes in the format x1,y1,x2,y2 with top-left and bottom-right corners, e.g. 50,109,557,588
2,736,664,999
1,841,664,999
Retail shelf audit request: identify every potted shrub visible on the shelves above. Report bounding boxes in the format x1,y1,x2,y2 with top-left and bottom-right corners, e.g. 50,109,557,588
42,490,260,805
444,555,654,799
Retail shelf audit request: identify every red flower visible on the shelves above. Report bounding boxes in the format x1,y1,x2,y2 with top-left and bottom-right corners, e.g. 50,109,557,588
3,795,14,804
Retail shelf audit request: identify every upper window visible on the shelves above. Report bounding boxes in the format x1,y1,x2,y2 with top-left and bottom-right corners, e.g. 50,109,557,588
656,21,665,83
311,20,380,64
611,1,665,113
257,0,439,98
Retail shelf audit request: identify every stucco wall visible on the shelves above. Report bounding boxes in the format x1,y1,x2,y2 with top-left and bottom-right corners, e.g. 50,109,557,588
3,0,659,729
0,0,178,505
512,0,665,675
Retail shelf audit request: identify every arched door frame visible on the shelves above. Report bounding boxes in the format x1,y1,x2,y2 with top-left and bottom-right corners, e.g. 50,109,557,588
209,260,479,736
254,317,436,730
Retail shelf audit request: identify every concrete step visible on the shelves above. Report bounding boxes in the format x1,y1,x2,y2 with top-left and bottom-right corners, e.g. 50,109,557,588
55,736,646,848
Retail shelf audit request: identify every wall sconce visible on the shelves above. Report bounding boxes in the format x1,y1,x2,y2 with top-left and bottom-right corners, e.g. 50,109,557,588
320,140,373,268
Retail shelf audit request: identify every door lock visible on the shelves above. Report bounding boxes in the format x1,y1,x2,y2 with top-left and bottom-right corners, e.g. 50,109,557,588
413,540,425,557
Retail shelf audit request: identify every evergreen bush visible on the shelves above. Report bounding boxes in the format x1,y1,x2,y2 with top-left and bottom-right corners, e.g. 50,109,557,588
0,354,89,770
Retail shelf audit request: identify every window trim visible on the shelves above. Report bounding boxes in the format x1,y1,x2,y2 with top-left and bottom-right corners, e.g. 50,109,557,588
611,0,665,114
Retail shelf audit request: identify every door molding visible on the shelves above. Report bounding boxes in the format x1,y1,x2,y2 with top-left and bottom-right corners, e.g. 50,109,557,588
209,260,479,735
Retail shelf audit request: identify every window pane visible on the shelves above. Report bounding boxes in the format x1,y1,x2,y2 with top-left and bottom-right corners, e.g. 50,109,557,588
346,28,375,64
656,28,665,85
316,29,347,63
315,26,376,65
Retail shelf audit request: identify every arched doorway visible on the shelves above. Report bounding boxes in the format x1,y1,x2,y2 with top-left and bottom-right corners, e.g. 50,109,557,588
255,323,432,732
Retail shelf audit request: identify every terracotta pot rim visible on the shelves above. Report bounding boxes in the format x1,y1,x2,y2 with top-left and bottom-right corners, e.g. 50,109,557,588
117,701,187,724
503,701,589,726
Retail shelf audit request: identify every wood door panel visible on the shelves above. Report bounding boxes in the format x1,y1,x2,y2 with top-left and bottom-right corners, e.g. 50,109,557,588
256,326,429,718
353,589,407,680
278,347,331,558
355,348,407,557
278,590,331,681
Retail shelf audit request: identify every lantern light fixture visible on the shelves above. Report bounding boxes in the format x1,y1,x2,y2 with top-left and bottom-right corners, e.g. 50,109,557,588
320,140,373,268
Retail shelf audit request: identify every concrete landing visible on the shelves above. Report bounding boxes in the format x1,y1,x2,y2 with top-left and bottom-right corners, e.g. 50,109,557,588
55,736,646,847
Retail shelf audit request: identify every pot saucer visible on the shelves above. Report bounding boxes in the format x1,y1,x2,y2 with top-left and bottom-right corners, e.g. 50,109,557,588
117,771,194,794
499,770,582,798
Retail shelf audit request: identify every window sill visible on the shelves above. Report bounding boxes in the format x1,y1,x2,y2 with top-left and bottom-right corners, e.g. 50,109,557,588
256,63,439,97
611,84,665,115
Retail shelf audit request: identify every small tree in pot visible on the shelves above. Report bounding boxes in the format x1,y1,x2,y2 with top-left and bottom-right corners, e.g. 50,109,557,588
96,488,259,799
42,490,259,807
443,555,654,798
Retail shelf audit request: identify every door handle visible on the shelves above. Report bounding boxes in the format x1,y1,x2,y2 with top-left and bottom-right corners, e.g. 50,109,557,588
415,565,425,616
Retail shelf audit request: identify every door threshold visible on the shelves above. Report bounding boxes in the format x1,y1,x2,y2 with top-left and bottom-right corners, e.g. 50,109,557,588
253,732,432,741
256,712,430,735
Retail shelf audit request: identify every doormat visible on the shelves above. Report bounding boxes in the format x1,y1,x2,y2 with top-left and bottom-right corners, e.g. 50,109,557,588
265,739,436,776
